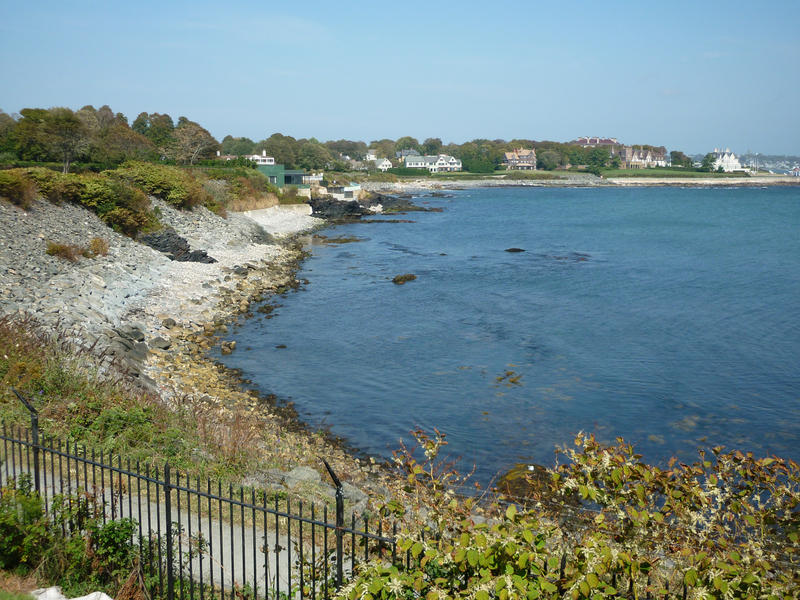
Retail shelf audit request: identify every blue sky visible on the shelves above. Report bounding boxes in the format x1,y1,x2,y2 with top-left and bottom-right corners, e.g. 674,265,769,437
1,0,798,155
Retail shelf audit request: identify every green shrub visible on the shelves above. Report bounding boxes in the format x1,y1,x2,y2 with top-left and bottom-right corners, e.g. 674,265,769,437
0,169,37,208
115,161,209,208
0,476,50,570
26,168,84,204
0,478,137,596
345,430,800,600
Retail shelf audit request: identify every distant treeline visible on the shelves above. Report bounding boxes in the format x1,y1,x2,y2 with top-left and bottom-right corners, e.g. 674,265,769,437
1,105,691,174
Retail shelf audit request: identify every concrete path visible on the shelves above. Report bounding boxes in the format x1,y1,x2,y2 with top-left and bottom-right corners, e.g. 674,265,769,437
0,456,343,598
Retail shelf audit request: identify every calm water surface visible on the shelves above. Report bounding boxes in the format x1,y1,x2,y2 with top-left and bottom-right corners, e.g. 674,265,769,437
220,187,800,482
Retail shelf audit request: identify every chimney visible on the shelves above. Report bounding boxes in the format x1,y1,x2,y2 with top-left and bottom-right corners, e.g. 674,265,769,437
262,150,266,157
216,150,220,157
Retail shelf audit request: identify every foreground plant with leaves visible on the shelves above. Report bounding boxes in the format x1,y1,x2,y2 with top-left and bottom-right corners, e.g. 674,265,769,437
344,431,799,599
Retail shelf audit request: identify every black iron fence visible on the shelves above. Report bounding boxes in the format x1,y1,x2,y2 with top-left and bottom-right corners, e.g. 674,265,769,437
0,401,396,600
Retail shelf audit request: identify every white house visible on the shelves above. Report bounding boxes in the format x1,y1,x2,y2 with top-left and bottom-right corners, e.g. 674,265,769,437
303,172,324,184
404,154,462,173
710,148,742,172
371,158,393,172
245,150,275,166
365,150,378,161
327,183,362,201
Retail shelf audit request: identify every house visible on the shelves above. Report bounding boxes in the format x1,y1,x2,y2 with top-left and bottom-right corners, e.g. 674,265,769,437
371,158,393,172
365,150,378,161
245,150,276,166
396,148,421,159
571,136,620,148
256,164,312,188
303,172,324,184
327,183,362,201
503,148,537,170
404,154,462,173
790,166,800,177
710,148,743,172
618,146,668,169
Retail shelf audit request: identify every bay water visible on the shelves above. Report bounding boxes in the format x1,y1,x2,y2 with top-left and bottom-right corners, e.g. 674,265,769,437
219,186,800,482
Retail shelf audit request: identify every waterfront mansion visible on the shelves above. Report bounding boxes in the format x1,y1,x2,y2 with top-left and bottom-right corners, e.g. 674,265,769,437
404,154,462,172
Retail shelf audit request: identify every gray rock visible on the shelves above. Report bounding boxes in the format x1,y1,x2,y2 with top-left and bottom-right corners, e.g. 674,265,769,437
162,317,177,328
342,482,368,504
150,336,171,350
283,466,322,487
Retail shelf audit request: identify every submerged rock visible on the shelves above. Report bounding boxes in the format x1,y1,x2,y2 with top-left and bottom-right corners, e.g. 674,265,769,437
392,273,417,285
505,247,525,253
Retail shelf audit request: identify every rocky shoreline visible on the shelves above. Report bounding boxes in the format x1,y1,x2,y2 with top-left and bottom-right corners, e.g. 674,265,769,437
0,195,390,511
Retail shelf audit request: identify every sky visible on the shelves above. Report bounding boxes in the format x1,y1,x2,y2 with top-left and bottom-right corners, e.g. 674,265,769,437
1,0,798,155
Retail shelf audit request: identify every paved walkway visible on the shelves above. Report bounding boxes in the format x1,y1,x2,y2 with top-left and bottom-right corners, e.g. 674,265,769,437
0,457,342,598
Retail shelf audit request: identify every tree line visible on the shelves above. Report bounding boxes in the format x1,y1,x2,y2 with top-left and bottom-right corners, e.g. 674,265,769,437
0,105,218,173
2,105,694,174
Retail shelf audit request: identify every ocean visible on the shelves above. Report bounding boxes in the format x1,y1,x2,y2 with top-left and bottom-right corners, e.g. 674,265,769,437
218,186,800,483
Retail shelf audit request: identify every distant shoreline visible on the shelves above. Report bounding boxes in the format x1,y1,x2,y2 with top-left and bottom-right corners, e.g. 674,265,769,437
362,174,800,194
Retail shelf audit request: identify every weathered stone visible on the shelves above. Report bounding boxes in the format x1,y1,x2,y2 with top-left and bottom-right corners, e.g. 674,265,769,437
150,336,172,350
162,317,177,328
283,466,322,487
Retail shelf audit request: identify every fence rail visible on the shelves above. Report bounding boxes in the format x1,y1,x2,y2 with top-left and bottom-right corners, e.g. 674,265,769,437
0,418,396,600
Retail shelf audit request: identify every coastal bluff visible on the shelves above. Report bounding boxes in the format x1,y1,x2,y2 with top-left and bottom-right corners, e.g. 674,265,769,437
0,197,319,383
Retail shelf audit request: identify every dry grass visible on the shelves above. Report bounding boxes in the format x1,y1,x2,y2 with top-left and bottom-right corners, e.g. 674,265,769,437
45,237,110,261
0,571,40,595
45,240,82,261
226,192,280,212
88,236,109,256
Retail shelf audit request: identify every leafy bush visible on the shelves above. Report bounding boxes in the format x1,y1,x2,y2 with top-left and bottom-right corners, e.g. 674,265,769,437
115,161,209,209
346,430,800,600
0,478,137,596
0,476,50,570
24,169,156,235
0,169,38,209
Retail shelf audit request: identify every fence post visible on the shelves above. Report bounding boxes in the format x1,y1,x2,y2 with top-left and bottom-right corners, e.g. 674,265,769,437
12,388,39,493
321,458,344,589
164,463,174,600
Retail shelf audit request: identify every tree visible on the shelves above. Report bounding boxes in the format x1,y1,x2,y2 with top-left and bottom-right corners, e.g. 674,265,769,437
220,135,256,156
537,150,561,171
701,153,715,171
0,110,17,156
297,139,333,170
14,108,51,161
670,150,692,168
422,137,443,155
369,139,396,160
395,136,420,154
99,123,155,164
131,112,175,156
173,118,219,164
586,147,611,174
44,107,88,173
324,139,367,160
256,133,299,168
